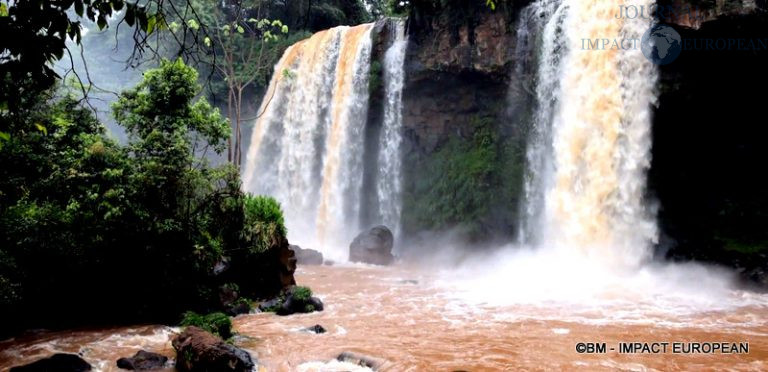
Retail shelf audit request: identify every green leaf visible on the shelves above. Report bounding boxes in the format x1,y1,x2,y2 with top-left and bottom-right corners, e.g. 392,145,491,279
0,131,10,141
53,48,64,61
97,16,107,30
74,0,83,16
0,3,8,17
137,10,149,32
146,15,157,34
125,5,135,26
34,123,48,135
186,19,199,31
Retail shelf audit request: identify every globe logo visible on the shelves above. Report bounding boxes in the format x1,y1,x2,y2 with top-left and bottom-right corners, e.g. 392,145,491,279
641,24,682,65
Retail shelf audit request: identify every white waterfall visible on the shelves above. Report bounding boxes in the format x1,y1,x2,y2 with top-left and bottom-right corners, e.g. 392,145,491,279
376,20,408,237
522,0,659,268
242,24,375,261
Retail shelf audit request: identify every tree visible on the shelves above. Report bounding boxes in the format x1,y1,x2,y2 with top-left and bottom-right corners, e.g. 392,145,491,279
0,55,293,336
171,0,290,166
112,58,234,265
205,3,289,166
0,0,214,145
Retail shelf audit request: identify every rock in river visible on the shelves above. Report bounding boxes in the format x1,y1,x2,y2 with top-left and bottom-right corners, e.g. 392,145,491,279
10,353,91,372
290,245,324,265
349,225,395,265
172,326,255,372
116,350,168,370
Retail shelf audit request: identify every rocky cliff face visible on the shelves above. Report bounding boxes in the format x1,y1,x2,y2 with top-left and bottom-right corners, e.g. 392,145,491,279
395,2,529,244
660,0,764,29
650,8,768,283
393,0,768,277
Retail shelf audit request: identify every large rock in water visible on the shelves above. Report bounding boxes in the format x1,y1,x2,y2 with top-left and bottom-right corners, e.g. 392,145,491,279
349,225,395,265
277,287,324,316
10,353,91,371
116,350,168,370
172,326,255,372
290,245,324,265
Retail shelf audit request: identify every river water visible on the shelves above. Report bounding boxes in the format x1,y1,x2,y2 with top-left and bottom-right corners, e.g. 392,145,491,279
2,263,767,371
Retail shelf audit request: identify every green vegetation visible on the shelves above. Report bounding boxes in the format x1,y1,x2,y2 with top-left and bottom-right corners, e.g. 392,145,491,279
180,311,234,339
0,59,289,335
243,195,287,254
259,286,320,315
292,286,313,302
369,60,384,94
260,294,285,313
402,116,524,241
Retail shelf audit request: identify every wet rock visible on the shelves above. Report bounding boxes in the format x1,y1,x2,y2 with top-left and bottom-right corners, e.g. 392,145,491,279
10,353,91,371
290,245,324,265
258,297,282,312
219,284,239,308
226,301,252,316
337,351,385,370
302,324,327,334
172,326,255,372
277,287,324,316
349,225,395,265
278,239,298,289
116,350,168,370
259,286,324,315
212,257,230,275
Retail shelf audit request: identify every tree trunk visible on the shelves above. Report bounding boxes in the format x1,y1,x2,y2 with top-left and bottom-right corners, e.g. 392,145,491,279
227,87,234,163
236,88,243,167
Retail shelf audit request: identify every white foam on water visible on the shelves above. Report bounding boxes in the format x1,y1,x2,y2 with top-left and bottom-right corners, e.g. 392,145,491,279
296,359,374,372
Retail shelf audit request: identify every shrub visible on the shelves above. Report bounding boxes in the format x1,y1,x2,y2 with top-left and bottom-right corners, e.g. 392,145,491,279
292,286,313,302
401,115,525,240
180,311,233,339
242,195,287,253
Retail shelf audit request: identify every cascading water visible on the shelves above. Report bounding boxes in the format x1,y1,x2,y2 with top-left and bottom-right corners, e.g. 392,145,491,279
243,21,408,260
242,24,374,260
521,0,658,269
375,20,408,237
516,0,567,245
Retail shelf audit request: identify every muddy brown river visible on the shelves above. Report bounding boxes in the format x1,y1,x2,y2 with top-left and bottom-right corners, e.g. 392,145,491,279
2,264,767,371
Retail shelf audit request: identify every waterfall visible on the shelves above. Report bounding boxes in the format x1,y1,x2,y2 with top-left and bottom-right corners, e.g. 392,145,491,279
242,23,375,260
522,0,658,268
376,20,408,237
517,0,567,244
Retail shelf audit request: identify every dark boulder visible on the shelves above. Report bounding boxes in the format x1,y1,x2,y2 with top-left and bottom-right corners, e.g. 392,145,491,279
337,351,386,370
259,286,324,316
226,302,252,316
218,284,239,308
172,326,255,372
277,286,324,316
290,245,324,265
116,350,168,370
349,225,395,265
301,324,327,334
278,239,298,289
10,353,91,372
258,297,282,312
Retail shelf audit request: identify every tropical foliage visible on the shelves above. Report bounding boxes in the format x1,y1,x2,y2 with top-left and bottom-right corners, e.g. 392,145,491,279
0,59,288,335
